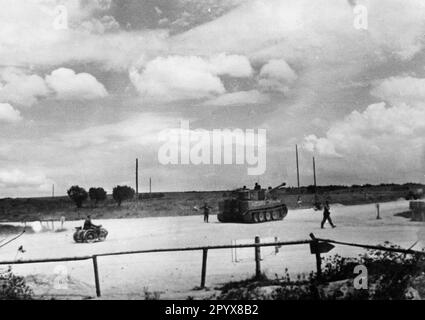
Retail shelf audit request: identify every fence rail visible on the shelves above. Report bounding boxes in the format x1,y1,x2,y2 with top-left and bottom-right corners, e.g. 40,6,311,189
0,234,422,298
314,237,425,255
0,240,311,265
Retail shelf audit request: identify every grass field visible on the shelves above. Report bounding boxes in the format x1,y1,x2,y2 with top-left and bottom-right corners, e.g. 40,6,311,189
0,184,422,222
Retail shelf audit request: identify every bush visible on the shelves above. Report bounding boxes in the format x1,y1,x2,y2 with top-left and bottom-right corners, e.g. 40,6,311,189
89,187,107,206
112,185,135,206
215,242,425,300
67,186,88,208
362,243,425,299
405,191,419,200
321,254,361,282
0,267,33,300
320,242,425,299
216,272,319,300
306,185,316,194
143,287,161,300
139,193,165,200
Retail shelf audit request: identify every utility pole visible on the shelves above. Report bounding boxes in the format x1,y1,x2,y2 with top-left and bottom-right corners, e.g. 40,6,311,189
136,158,139,197
149,177,152,195
52,184,55,198
296,145,300,188
313,157,317,190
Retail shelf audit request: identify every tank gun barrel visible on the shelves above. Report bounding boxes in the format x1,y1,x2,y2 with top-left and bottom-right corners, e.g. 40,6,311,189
269,182,287,193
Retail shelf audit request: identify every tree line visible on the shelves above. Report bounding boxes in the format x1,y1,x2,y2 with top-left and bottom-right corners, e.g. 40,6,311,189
67,185,135,208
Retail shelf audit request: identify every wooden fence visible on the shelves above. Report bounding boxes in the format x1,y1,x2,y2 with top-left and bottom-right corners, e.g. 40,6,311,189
0,233,424,298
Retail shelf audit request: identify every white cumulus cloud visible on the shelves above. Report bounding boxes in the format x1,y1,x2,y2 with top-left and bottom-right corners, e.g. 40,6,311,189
0,0,167,71
371,76,425,105
0,68,50,106
303,134,341,157
303,102,425,176
0,67,108,106
260,59,297,82
259,59,297,94
0,168,53,196
208,53,253,78
0,103,22,123
0,169,47,187
201,90,269,106
130,54,252,102
45,68,108,100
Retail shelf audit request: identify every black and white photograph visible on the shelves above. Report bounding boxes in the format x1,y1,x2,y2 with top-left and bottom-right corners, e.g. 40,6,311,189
1,0,425,306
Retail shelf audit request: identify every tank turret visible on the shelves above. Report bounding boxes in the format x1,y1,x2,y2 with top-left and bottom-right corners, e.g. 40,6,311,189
218,183,288,223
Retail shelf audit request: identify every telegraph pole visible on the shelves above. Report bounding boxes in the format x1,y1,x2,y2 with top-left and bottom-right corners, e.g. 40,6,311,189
313,157,317,190
296,145,300,188
136,158,139,196
149,177,152,196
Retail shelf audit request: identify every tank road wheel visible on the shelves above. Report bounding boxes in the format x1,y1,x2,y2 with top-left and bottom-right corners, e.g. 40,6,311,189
278,210,284,219
253,212,260,223
265,211,272,221
259,212,266,223
281,206,288,219
84,230,97,243
272,210,280,220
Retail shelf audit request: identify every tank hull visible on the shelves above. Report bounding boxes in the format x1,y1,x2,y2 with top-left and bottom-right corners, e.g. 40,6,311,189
218,200,288,224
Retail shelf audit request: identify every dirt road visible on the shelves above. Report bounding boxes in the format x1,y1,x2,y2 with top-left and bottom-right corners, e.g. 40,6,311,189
0,200,423,299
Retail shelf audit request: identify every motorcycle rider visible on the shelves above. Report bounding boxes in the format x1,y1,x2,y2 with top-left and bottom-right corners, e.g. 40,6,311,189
73,215,107,243
83,215,100,231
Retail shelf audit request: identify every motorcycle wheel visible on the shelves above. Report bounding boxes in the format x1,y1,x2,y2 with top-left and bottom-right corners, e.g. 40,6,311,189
73,231,82,243
84,230,97,243
98,229,108,241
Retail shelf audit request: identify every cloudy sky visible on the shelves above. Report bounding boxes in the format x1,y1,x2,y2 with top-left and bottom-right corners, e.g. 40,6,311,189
0,0,425,197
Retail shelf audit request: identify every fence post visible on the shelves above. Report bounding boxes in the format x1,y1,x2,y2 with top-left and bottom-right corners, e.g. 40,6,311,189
274,236,279,254
201,249,208,288
376,203,381,220
315,248,322,281
92,255,101,297
309,234,322,281
255,236,261,279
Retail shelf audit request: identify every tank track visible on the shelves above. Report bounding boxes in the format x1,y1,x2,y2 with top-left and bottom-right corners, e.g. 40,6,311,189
243,204,288,223
218,204,288,223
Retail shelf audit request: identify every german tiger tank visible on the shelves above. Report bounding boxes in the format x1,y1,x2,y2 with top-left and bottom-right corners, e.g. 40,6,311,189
218,183,288,223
